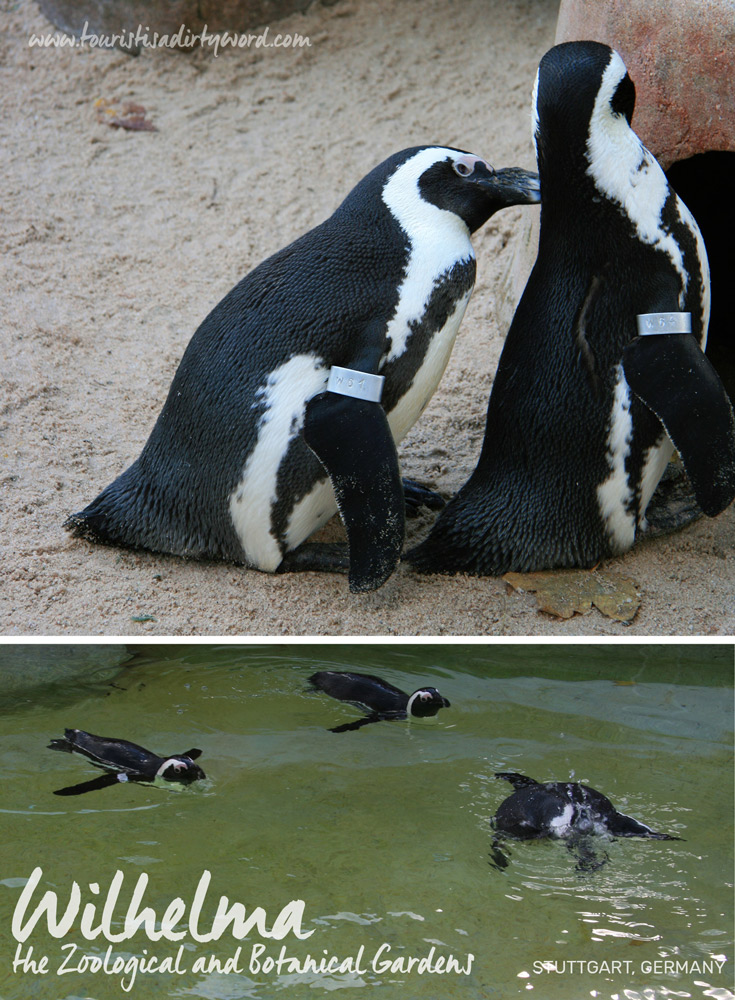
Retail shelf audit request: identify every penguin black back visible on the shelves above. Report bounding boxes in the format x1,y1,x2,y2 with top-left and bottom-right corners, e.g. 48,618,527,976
409,42,735,577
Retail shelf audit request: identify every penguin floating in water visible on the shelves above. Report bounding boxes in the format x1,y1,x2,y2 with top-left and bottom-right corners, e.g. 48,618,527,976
489,771,681,872
409,42,735,577
47,728,205,796
309,670,450,732
65,147,540,593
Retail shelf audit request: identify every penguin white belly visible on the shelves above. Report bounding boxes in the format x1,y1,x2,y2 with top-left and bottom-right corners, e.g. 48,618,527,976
228,353,329,571
596,365,636,552
380,149,476,445
597,369,676,545
387,287,473,443
638,434,675,526
284,478,338,554
548,803,575,838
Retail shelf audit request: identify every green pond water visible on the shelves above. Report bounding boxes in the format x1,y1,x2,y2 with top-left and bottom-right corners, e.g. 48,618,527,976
0,643,732,1000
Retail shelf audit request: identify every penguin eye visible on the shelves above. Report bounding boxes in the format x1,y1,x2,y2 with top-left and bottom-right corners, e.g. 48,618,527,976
453,161,472,177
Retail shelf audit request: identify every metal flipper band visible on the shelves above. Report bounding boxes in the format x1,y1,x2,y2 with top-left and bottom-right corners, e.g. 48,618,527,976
328,365,384,403
636,312,692,335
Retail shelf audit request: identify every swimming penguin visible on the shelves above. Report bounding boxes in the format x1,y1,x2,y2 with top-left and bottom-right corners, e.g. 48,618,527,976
309,670,450,732
64,148,540,593
47,728,205,796
408,42,735,577
489,772,681,871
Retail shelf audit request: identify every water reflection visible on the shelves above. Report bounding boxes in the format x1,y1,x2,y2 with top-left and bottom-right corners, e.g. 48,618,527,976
0,643,731,1000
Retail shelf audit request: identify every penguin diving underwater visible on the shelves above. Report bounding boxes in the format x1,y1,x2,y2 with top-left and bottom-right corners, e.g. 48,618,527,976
409,42,735,577
489,772,681,872
47,729,205,796
64,147,540,593
309,670,450,732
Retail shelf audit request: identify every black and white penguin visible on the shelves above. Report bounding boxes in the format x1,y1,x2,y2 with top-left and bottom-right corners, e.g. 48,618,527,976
409,42,735,577
47,728,205,796
490,772,680,871
309,670,450,732
65,148,540,593
492,772,679,841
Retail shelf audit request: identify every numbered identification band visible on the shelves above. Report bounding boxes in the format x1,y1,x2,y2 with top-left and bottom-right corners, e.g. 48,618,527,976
327,366,384,402
636,312,691,336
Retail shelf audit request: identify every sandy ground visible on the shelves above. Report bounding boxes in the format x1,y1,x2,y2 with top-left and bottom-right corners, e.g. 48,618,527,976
1,0,734,637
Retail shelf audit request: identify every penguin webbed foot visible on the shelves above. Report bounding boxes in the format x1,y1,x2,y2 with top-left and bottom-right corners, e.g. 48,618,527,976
568,835,608,873
643,462,703,537
402,478,446,518
488,836,511,871
278,542,350,577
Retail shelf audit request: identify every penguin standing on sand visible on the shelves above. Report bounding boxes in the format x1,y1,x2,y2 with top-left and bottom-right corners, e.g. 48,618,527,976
65,148,540,592
490,771,680,871
309,670,450,732
409,43,735,577
47,728,205,795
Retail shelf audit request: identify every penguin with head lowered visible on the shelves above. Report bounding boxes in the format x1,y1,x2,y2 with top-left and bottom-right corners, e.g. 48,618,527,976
409,42,735,577
65,148,539,592
489,771,681,872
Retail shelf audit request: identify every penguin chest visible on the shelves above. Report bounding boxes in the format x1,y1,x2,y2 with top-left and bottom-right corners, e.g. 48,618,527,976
387,284,473,443
596,365,673,552
228,354,332,572
547,803,576,838
382,254,477,443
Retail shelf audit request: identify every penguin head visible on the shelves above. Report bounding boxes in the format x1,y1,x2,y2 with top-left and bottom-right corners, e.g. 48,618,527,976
156,752,206,784
405,686,451,718
373,146,539,239
415,150,540,232
532,41,640,193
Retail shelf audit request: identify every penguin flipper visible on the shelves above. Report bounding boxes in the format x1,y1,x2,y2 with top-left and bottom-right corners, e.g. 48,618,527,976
303,392,404,593
622,334,735,517
605,809,682,841
495,772,540,789
53,772,126,796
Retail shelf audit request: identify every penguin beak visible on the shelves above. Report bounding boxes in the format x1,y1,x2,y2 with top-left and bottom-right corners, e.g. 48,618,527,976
474,165,541,206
